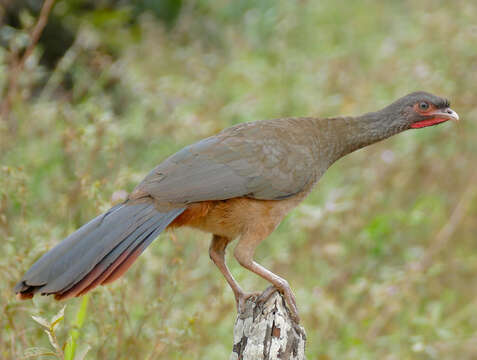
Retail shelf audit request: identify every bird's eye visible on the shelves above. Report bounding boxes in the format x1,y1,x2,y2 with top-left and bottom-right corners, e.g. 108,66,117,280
418,102,429,111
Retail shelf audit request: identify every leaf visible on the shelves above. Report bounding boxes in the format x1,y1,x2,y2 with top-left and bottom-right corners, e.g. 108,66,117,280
45,330,56,349
74,296,89,328
31,315,50,329
64,335,77,360
45,330,63,356
51,305,66,330
65,296,89,360
23,347,57,358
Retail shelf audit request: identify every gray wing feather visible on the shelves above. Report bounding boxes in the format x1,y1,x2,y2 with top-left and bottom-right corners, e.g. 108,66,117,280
135,119,316,205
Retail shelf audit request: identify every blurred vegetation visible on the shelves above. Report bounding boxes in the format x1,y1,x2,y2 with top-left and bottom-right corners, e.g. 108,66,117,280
1,0,477,359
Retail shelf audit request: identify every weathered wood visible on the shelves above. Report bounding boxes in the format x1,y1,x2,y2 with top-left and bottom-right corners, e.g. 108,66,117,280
230,288,307,360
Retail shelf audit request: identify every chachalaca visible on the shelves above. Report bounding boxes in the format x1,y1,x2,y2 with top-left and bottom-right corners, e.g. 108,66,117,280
15,91,459,322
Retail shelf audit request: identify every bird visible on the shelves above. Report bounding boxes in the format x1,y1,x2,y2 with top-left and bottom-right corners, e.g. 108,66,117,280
14,91,459,322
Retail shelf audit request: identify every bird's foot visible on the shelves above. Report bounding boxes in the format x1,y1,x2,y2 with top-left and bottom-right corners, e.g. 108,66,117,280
235,285,300,323
256,285,279,303
235,290,262,314
275,281,300,323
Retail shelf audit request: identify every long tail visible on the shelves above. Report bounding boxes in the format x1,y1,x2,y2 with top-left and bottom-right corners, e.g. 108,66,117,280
14,201,185,300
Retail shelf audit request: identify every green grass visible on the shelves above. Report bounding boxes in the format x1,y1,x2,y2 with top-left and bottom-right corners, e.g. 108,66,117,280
1,0,477,359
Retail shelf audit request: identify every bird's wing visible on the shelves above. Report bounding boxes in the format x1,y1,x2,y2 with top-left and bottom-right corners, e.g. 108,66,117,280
132,119,316,206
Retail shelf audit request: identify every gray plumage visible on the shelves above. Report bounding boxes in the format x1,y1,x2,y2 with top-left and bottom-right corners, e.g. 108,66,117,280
134,119,320,204
15,203,184,296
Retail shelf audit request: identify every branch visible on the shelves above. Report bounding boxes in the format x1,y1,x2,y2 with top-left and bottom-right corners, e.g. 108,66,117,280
0,0,56,123
230,288,307,360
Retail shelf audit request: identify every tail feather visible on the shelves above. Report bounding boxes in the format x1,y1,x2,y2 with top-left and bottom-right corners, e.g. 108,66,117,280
53,208,162,295
15,202,184,299
100,215,172,284
55,211,176,300
73,227,161,299
27,203,154,294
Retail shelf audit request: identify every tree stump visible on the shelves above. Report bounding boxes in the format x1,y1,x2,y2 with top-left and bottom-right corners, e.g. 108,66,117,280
230,288,307,360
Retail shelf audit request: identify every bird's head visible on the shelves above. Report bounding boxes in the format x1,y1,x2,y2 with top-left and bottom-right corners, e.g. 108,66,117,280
385,91,459,130
330,91,459,159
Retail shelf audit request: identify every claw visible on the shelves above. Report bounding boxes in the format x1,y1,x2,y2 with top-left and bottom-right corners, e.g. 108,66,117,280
274,283,300,323
257,285,278,303
236,291,261,313
281,287,300,323
235,286,300,323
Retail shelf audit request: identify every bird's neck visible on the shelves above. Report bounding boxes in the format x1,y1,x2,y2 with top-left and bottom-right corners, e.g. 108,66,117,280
312,109,405,163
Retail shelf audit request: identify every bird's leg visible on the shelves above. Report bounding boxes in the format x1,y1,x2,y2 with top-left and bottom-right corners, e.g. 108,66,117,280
233,231,300,323
209,235,260,312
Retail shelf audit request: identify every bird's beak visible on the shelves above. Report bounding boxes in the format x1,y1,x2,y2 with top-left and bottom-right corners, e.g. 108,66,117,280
431,107,459,122
410,107,460,129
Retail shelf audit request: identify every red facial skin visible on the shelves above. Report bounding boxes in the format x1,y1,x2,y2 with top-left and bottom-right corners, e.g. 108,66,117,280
410,103,451,129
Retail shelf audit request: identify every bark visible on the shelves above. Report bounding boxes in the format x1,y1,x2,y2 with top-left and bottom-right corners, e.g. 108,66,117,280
230,288,306,360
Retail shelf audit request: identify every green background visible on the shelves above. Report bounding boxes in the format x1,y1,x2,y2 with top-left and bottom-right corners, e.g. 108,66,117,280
1,0,476,359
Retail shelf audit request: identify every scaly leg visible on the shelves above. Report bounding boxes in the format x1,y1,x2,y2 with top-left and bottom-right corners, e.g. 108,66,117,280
233,231,300,323
209,235,260,312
